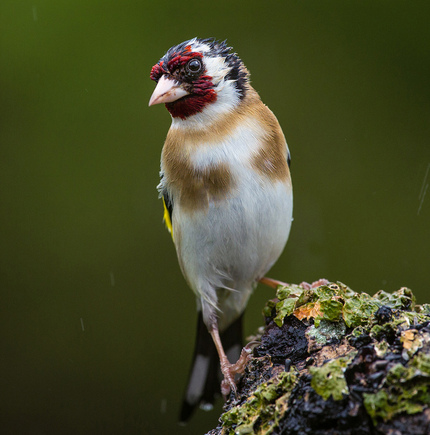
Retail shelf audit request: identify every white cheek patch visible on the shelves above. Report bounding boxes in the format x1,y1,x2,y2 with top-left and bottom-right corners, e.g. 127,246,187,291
203,57,230,84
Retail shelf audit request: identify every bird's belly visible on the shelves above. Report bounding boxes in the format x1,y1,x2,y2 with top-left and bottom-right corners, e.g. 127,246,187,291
173,176,293,325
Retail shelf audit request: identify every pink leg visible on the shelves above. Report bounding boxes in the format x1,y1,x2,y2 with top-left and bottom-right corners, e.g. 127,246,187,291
209,326,253,397
259,276,289,289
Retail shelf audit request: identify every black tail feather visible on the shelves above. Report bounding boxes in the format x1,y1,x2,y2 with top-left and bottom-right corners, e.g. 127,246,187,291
179,312,243,423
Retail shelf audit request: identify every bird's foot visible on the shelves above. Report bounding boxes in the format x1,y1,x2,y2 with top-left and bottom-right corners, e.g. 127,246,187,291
299,278,330,290
220,342,256,398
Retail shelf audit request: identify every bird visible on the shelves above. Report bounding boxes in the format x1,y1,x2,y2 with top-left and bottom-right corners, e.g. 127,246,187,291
148,37,293,422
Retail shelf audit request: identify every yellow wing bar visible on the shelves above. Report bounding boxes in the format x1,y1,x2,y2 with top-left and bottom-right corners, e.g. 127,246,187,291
162,196,174,241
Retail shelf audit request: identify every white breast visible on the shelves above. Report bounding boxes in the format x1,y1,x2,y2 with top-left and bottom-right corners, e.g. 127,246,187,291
189,119,267,170
171,120,293,331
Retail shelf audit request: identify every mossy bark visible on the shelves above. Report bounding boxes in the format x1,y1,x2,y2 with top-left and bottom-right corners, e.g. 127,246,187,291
206,283,430,435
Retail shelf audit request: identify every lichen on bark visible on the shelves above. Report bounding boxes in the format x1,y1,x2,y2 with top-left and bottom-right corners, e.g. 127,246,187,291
206,282,430,435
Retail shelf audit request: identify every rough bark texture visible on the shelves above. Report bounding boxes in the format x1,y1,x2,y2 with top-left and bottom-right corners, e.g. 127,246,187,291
206,282,430,435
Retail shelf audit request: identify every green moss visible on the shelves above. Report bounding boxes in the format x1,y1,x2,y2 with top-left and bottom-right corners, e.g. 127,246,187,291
274,297,297,327
307,319,346,345
363,353,430,423
268,282,348,327
276,286,301,301
370,310,430,344
369,323,393,340
317,298,343,325
295,288,318,307
411,352,430,376
309,353,356,401
264,282,426,335
350,325,368,337
342,292,380,327
364,390,425,423
416,304,430,315
373,287,416,310
220,368,299,435
251,283,430,431
374,339,389,358
262,298,277,318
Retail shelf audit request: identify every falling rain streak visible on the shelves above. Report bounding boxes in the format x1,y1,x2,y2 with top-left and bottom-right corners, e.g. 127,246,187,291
418,163,430,215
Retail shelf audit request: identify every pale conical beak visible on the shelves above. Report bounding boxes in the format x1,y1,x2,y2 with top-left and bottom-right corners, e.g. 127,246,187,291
148,75,189,106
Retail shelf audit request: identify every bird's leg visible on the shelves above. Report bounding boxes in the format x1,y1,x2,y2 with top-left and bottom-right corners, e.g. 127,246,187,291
260,276,330,291
259,276,289,289
259,277,299,298
209,325,252,398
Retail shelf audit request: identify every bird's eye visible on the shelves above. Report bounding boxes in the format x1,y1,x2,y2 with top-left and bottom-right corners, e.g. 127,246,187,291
186,58,202,75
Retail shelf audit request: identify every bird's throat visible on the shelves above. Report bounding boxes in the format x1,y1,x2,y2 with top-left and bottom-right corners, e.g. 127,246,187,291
165,91,217,119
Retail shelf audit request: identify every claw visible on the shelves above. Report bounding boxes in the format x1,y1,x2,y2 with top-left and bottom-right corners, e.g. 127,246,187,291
300,278,330,290
219,344,253,398
221,379,232,398
311,278,330,288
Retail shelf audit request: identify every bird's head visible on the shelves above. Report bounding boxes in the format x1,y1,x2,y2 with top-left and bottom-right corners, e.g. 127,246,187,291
149,38,249,121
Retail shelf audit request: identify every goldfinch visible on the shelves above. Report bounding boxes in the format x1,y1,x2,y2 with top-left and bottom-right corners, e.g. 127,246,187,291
149,38,293,421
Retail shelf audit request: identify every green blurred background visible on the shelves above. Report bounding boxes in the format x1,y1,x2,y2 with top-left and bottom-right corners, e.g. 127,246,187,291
1,1,429,433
